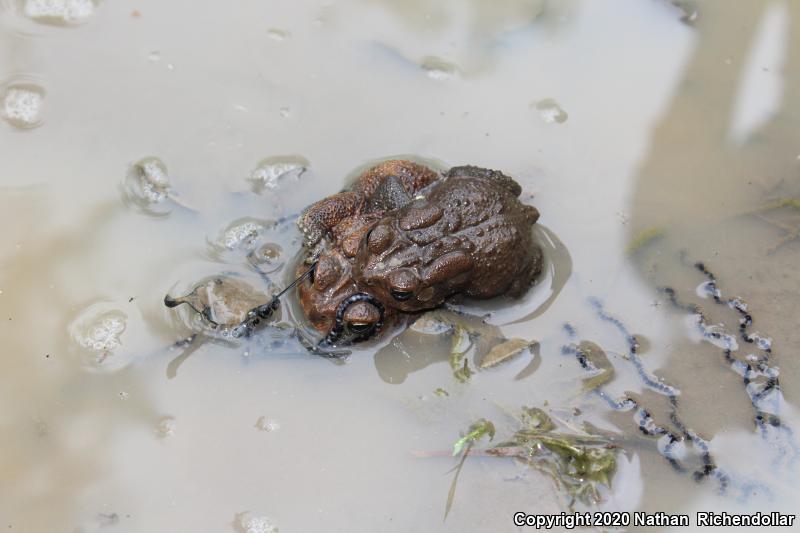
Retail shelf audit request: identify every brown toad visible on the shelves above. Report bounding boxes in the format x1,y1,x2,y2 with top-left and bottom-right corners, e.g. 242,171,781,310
296,160,542,346
356,165,542,312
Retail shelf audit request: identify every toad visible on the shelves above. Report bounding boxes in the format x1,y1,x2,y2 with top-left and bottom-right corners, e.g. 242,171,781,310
296,160,543,346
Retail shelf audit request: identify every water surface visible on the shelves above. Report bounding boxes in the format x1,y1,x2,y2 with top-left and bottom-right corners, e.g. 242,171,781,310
1,1,799,531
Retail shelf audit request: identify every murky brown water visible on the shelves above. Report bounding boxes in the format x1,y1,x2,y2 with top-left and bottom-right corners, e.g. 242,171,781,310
2,1,799,531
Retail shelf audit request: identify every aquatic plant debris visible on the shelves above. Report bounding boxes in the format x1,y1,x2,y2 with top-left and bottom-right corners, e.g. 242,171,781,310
442,411,617,515
520,406,555,432
452,419,496,457
446,419,495,520
448,324,474,382
489,409,617,506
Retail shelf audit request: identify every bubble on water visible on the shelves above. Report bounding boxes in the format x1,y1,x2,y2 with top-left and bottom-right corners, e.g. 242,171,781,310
247,243,283,272
279,106,291,118
155,416,176,438
532,98,568,124
22,0,96,25
75,311,126,353
225,222,260,249
421,56,458,80
1,83,45,129
234,512,278,533
123,157,173,215
254,416,280,432
266,28,289,41
255,243,281,262
247,155,309,194
68,301,148,372
147,50,161,62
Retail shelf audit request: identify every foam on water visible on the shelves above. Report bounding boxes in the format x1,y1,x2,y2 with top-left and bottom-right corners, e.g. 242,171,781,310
248,156,309,193
222,220,266,250
235,512,278,533
1,84,45,128
76,311,125,352
155,416,176,439
122,157,174,215
67,301,150,372
254,416,280,432
23,0,94,24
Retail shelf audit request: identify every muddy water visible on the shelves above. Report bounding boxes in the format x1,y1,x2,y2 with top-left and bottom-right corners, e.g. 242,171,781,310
1,0,799,531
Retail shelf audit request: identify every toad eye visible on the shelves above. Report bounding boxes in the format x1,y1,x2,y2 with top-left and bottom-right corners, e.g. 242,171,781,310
346,321,376,335
390,289,413,301
340,299,383,340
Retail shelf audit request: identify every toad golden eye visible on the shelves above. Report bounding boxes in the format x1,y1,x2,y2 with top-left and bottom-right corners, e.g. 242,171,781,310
346,322,375,334
390,289,413,301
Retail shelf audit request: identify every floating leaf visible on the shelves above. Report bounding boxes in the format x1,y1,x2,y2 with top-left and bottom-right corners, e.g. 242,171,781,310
479,338,534,368
576,341,615,393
